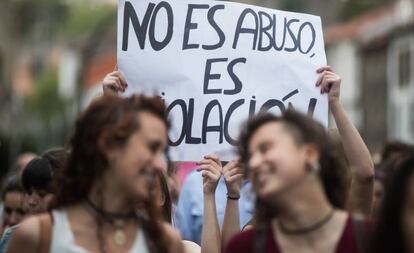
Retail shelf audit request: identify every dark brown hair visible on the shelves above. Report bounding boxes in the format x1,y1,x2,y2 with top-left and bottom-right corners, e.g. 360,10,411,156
370,152,414,253
157,171,172,223
2,175,24,200
238,110,347,226
54,94,170,253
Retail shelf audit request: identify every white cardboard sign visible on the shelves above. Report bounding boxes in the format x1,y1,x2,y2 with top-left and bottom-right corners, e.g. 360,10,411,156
117,0,327,161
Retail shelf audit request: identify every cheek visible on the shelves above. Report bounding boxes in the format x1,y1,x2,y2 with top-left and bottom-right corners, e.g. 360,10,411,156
403,202,414,230
3,213,10,221
117,148,146,175
270,149,305,176
42,195,54,207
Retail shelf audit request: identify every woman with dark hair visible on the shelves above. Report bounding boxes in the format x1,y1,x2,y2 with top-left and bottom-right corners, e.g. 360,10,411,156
0,176,27,253
225,108,372,253
22,157,53,214
21,148,68,214
199,67,373,253
0,176,26,235
154,171,173,224
369,153,414,253
0,149,67,252
7,94,182,253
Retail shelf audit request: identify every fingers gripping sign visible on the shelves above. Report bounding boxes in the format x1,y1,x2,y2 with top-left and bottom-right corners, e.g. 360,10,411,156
102,71,129,96
197,154,222,195
316,66,341,104
223,160,243,199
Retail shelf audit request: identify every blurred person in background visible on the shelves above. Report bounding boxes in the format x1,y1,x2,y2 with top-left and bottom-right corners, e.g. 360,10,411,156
21,158,54,214
13,153,36,176
7,94,182,253
370,141,414,217
0,148,67,252
21,148,67,214
0,153,36,226
199,156,243,253
0,176,26,253
370,152,414,253
381,141,414,163
154,170,201,253
175,157,254,244
0,176,26,236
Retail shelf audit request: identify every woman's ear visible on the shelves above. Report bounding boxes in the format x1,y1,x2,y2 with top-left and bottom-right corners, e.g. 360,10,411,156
303,143,321,166
97,132,119,163
159,191,166,206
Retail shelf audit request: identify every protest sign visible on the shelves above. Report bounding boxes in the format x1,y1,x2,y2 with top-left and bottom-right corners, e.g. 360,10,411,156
117,0,327,161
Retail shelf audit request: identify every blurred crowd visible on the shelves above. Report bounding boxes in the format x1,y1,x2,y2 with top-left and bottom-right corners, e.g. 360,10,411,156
0,66,413,253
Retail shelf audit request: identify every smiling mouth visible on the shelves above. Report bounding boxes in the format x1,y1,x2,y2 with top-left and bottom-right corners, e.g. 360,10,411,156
253,165,276,187
254,171,270,189
139,167,156,182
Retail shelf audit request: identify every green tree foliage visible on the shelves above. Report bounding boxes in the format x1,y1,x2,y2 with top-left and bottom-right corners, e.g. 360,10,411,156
64,4,116,38
25,68,68,151
340,0,394,20
280,0,306,12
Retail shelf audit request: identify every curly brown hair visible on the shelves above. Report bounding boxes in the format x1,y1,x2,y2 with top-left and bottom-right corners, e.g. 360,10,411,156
238,110,347,226
53,94,170,253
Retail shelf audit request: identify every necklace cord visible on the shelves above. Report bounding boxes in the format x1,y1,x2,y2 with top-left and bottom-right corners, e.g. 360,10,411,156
278,209,335,235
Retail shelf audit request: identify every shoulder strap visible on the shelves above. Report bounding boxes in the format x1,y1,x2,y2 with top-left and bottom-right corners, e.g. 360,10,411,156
253,225,267,253
37,213,53,253
352,215,367,253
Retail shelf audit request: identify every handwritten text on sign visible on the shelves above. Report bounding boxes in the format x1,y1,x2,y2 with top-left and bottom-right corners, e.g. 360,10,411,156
117,0,327,161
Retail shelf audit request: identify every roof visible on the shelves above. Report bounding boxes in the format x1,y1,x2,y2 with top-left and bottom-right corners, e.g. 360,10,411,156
324,0,414,45
84,51,116,89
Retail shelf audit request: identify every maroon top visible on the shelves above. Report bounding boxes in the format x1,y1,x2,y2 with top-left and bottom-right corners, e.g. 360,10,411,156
225,216,371,253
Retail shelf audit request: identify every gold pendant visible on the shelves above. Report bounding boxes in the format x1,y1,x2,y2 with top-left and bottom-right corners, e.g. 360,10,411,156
114,229,127,247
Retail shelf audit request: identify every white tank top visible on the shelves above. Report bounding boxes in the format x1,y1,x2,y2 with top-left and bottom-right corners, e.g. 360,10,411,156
50,210,150,253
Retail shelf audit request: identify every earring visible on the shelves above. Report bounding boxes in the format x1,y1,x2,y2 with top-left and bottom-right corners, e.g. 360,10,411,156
311,162,320,173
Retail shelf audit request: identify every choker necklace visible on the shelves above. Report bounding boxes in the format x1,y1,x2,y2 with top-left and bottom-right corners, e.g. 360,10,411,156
278,209,335,235
84,198,136,247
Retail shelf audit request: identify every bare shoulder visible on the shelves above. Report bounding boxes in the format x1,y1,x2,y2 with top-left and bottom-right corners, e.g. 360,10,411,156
6,216,41,253
182,240,201,253
162,222,182,241
161,222,183,253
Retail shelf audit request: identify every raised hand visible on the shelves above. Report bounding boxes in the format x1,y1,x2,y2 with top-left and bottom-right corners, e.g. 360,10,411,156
222,160,243,199
102,71,128,96
316,66,341,104
197,154,222,195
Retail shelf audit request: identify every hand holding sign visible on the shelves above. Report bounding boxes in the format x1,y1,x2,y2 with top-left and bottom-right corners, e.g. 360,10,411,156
316,66,341,104
197,154,222,195
102,71,128,96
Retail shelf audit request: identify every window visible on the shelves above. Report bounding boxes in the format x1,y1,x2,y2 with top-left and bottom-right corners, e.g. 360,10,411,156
398,46,411,87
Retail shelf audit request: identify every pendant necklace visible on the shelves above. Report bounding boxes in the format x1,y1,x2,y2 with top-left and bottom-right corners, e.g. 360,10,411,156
85,198,135,247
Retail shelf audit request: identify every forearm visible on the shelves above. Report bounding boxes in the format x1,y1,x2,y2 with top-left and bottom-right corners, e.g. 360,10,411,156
347,179,373,215
330,100,374,180
222,198,240,251
330,100,374,215
201,194,221,253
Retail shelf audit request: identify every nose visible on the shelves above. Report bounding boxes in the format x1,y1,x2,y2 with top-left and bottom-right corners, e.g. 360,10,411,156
9,212,17,226
152,153,168,173
248,152,262,172
28,193,40,207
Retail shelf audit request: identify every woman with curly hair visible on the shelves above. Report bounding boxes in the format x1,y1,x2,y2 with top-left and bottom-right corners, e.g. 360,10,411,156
6,94,182,253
